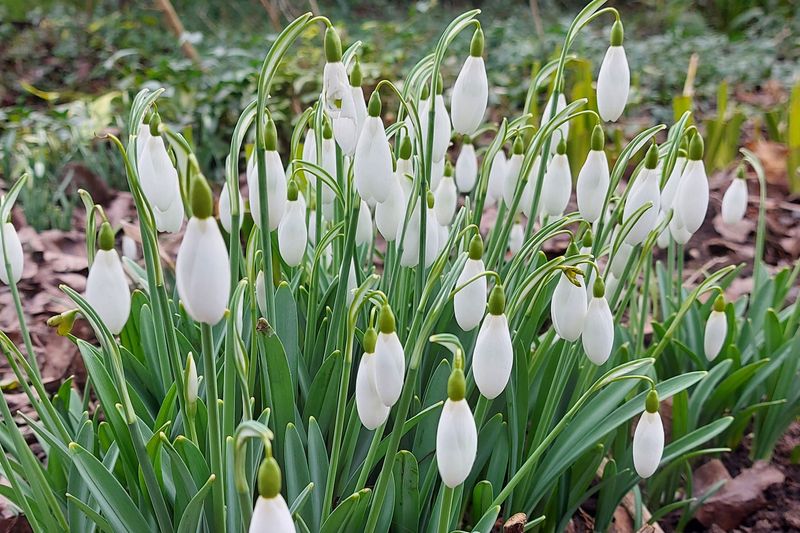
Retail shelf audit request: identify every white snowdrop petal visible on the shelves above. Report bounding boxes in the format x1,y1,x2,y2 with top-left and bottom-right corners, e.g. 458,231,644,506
374,332,405,407
623,168,661,245
434,177,457,226
473,313,513,399
432,95,452,162
153,193,184,234
674,159,708,234
669,216,693,244
176,218,231,324
249,494,295,533
633,411,664,478
356,354,390,430
541,153,572,217
436,399,478,488
430,157,445,192
551,273,587,342
508,223,524,255
542,93,569,149
424,209,440,268
0,222,24,285
375,175,406,241
121,235,138,261
256,271,267,316
721,178,747,225
356,200,373,246
576,150,610,222
502,154,524,210
322,62,350,117
454,259,487,331
354,117,393,203
660,157,686,212
597,46,630,122
333,91,358,156
520,156,542,219
582,296,614,365
704,310,727,361
486,150,507,206
219,182,243,234
351,86,368,136
455,143,478,193
86,249,131,334
278,200,308,267
451,56,488,135
138,135,179,212
609,241,632,278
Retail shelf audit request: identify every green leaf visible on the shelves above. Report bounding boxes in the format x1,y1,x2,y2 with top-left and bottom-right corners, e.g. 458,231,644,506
275,284,300,387
471,481,493,527
307,417,329,531
258,328,296,464
320,489,369,533
285,423,311,515
176,474,216,533
303,351,342,438
392,451,420,533
471,505,500,533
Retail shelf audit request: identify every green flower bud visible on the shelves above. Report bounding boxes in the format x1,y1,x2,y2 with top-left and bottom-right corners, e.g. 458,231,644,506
688,133,704,161
488,284,506,315
581,229,593,248
470,27,484,57
98,222,115,251
644,142,659,170
556,137,567,155
713,294,726,312
421,83,430,101
287,180,299,202
463,134,472,145
645,389,659,414
610,19,624,46
591,124,605,151
468,234,483,260
444,160,454,177
593,276,605,298
447,367,466,401
363,326,378,353
265,118,278,152
350,58,363,87
399,136,413,160
322,118,333,140
324,26,342,63
436,73,444,95
512,135,524,155
426,190,435,209
47,309,78,337
368,91,381,118
191,175,213,219
566,240,580,257
148,112,162,137
257,456,282,499
378,303,396,334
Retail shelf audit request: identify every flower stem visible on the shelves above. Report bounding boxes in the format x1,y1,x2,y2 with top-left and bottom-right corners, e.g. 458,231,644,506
201,322,226,533
438,484,454,533
355,423,386,490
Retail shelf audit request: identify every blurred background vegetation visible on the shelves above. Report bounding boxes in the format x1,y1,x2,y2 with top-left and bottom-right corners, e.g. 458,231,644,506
1,0,798,231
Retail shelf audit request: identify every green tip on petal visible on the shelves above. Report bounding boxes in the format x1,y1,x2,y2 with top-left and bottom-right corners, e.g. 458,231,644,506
420,83,430,101
680,136,689,152
581,229,593,248
435,73,444,95
368,91,381,117
593,276,605,298
257,456,282,499
191,175,213,219
148,112,162,137
470,27,484,57
463,134,472,145
447,367,466,401
610,19,624,46
350,58,363,87
265,118,278,151
488,284,506,315
426,190,435,209
645,389,659,414
689,133,704,161
468,234,483,260
736,166,746,180
713,294,726,312
322,118,333,140
399,136,412,160
287,180,299,201
378,303,396,334
566,240,580,257
363,327,378,353
591,124,605,151
98,222,115,251
556,137,567,155
644,142,659,170
512,135,524,155
324,26,342,63
444,160,454,177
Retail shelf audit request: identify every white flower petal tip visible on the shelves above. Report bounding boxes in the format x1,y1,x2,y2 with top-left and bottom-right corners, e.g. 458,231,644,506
249,494,295,533
508,223,524,255
176,217,231,324
551,273,587,342
581,296,614,365
0,222,24,285
721,178,747,225
633,410,664,478
674,159,709,234
354,117,393,203
247,151,287,231
137,135,179,212
622,167,660,245
355,200,373,246
541,153,572,217
434,177,457,226
704,310,727,361
356,354,390,430
455,143,478,193
373,332,405,407
454,259,487,331
597,46,630,122
451,56,488,135
86,249,131,334
473,313,513,399
278,199,308,267
576,150,610,223
218,182,243,234
436,398,478,488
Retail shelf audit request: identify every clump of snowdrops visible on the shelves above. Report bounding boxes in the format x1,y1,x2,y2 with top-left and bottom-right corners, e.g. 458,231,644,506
1,2,795,532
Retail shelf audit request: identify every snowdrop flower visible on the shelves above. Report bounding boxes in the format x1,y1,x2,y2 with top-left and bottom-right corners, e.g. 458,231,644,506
398,194,438,268
302,128,317,165
520,155,543,219
0,221,23,285
503,136,525,209
430,156,445,192
541,138,572,217
316,121,338,207
486,149,507,207
250,455,295,533
609,232,633,278
420,76,452,163
669,215,693,244
451,28,488,135
423,193,441,268
454,236,488,331
376,139,410,241
247,119,287,231
355,199,373,246
674,134,708,234
596,20,630,122
152,176,184,233
255,270,268,316
346,262,357,306
455,136,478,192
277,182,307,267
137,116,180,212
322,27,351,119
473,284,513,399
135,122,151,159
582,277,614,365
541,91,569,150
656,211,671,249
623,143,661,245
577,125,611,222
704,295,727,361
350,60,368,136
434,162,457,226
633,390,664,478
354,92,393,203
85,222,131,334
721,169,748,225
184,353,198,416
176,176,230,324
436,359,477,487
121,235,138,261
551,257,587,342
374,304,405,407
356,327,391,429
660,146,687,213
218,181,243,234
508,222,524,255
332,59,365,156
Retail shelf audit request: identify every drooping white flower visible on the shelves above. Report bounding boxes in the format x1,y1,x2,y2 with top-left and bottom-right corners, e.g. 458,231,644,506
346,261,357,306
355,200,373,246
609,238,633,278
374,305,405,407
704,296,727,361
520,155,543,219
121,235,138,261
302,128,318,165
85,223,131,334
0,222,24,285
434,164,457,226
450,28,488,135
623,144,661,245
420,79,452,163
721,173,748,225
551,268,587,342
332,92,358,156
582,278,614,365
351,84,368,139
152,176,184,233
436,367,477,488
176,178,230,325
250,457,295,533
660,155,686,212
605,272,619,302
277,183,307,267
486,149,507,207
185,353,198,410
503,137,525,209
376,167,407,242
354,92,393,203
455,139,478,193
633,391,664,479
596,20,630,122
430,156,445,192
669,216,693,244
137,128,180,212
508,222,524,255
541,139,572,217
218,181,243,234
436,221,449,257
541,92,569,150
247,120,287,231
424,204,441,268
656,211,671,249
322,28,350,121
256,270,267,317
135,122,151,159
673,134,708,234
577,126,611,222
454,236,487,331
356,328,390,430
473,285,513,399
